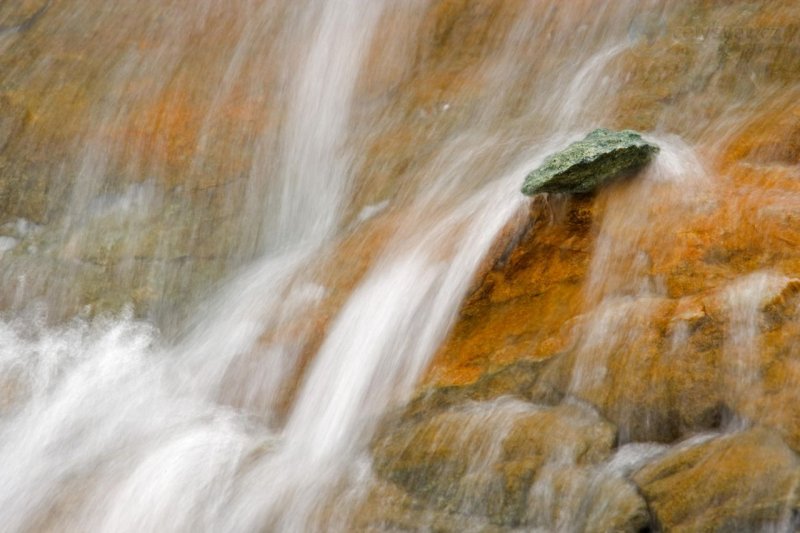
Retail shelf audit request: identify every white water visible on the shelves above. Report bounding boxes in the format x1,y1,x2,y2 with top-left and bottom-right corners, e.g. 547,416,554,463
264,0,386,250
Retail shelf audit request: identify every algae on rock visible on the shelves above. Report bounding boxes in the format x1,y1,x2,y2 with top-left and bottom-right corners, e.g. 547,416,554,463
522,129,659,195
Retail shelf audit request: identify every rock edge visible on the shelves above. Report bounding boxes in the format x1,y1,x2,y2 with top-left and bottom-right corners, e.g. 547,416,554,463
522,128,659,195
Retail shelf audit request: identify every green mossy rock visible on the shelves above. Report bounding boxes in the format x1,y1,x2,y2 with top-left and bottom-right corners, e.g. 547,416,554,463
522,129,659,195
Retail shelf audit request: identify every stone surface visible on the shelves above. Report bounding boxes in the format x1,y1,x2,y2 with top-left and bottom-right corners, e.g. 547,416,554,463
352,480,508,532
372,399,617,527
521,129,658,196
633,428,800,531
353,1,800,525
0,0,49,32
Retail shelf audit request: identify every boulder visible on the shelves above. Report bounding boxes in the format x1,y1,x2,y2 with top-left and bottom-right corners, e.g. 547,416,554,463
371,399,616,526
521,129,659,195
633,428,800,531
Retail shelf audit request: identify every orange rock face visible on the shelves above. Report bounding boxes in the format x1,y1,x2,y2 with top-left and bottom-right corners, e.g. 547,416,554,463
414,0,800,446
366,1,800,528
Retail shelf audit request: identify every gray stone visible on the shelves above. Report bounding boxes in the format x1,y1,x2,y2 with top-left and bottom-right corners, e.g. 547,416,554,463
522,128,659,195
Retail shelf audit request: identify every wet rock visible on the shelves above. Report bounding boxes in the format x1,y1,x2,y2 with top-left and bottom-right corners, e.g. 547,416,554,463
521,129,659,196
352,480,507,532
494,403,616,525
362,447,651,532
0,0,50,33
357,1,800,528
612,2,800,135
521,459,652,533
426,194,595,388
538,295,727,444
372,399,616,527
427,120,800,447
633,428,800,531
535,274,800,445
0,97,26,154
395,358,560,425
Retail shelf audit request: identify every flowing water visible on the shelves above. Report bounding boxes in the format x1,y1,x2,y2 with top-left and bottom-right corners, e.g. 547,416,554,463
1,0,799,531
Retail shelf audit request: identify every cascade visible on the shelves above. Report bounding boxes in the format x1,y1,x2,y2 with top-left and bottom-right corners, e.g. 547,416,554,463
0,0,799,531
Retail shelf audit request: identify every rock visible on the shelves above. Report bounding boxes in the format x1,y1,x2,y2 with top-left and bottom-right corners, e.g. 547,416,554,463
352,480,507,532
633,428,800,531
393,358,560,426
521,129,659,196
611,2,800,135
539,295,727,445
0,0,50,33
427,105,800,447
425,194,595,389
521,461,652,533
371,399,616,527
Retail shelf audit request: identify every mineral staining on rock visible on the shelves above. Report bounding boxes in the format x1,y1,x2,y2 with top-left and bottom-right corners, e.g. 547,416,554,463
521,128,659,195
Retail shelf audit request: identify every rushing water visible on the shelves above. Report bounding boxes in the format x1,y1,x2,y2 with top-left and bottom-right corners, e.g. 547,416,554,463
0,0,798,531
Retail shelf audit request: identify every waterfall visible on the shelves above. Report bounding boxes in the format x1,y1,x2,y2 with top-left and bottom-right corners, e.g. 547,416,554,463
1,0,799,531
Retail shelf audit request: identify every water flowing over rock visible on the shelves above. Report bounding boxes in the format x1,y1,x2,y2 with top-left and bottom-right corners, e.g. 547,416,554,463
521,128,659,195
1,0,800,531
633,428,800,531
371,398,650,530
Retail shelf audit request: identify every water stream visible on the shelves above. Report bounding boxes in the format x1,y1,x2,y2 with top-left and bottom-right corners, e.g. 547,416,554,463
0,0,798,531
